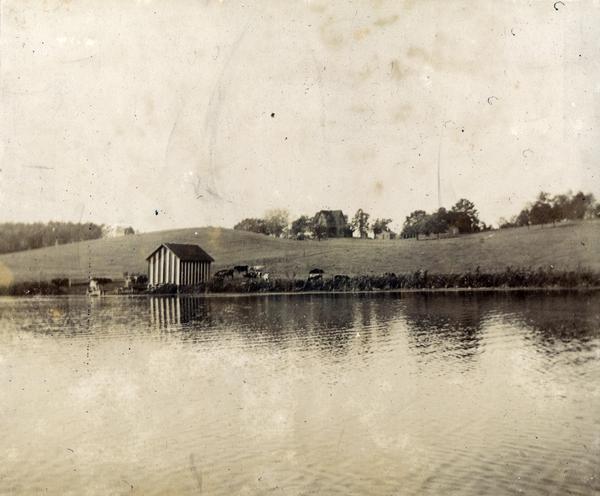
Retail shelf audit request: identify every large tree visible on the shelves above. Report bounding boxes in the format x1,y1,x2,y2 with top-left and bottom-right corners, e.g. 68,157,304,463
351,209,371,238
372,218,393,236
290,215,312,238
401,210,428,238
449,198,481,233
264,209,289,237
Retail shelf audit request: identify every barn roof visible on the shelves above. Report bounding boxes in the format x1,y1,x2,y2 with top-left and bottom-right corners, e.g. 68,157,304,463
146,243,214,262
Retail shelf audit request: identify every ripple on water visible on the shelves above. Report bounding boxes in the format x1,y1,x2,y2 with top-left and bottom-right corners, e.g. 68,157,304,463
0,292,599,495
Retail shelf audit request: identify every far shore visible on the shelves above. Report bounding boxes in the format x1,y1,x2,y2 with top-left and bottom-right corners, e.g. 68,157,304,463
2,266,600,297
1,285,600,299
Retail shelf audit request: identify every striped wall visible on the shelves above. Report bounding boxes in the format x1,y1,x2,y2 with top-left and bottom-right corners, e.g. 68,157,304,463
147,245,211,286
150,296,207,326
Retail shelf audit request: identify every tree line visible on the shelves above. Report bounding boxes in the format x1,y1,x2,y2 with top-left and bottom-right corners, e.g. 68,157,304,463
234,209,396,240
234,190,600,241
400,198,488,238
0,222,135,255
498,191,599,229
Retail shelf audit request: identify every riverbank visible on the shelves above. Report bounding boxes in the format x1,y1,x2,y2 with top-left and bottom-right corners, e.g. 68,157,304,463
2,267,600,296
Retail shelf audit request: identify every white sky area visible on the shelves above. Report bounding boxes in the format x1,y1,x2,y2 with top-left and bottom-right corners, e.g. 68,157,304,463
1,0,599,232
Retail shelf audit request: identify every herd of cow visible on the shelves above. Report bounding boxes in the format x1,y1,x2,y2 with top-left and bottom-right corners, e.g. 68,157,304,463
213,265,270,281
213,266,341,282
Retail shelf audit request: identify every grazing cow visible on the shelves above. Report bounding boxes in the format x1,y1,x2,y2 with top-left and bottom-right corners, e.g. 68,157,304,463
214,269,234,279
308,268,324,280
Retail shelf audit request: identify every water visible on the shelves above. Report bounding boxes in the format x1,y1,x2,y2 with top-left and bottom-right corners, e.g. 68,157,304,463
0,292,599,495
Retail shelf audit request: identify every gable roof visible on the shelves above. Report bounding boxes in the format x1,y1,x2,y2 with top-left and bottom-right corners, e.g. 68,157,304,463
146,243,214,262
315,210,347,227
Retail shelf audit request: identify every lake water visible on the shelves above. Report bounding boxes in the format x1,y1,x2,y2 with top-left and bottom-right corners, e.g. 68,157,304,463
0,292,599,495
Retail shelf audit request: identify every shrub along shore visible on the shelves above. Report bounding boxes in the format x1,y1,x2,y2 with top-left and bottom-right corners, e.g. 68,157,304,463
2,267,600,296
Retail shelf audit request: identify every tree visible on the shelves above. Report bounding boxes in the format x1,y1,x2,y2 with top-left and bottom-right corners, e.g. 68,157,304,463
124,226,135,235
450,198,481,233
264,209,289,237
401,210,428,238
529,198,553,226
290,215,312,239
371,218,393,236
233,218,269,235
516,208,530,227
570,191,595,220
426,207,450,234
351,209,370,238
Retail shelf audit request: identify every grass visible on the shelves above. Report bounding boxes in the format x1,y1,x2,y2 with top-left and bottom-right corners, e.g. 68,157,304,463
0,220,598,285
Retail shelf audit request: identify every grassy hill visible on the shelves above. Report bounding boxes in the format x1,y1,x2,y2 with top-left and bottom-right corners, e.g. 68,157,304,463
0,221,598,285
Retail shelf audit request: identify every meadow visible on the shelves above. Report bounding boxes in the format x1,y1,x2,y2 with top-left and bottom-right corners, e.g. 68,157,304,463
0,220,598,285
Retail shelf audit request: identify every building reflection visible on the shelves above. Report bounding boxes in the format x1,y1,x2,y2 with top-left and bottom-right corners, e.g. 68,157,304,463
149,296,211,327
147,294,400,356
147,292,600,364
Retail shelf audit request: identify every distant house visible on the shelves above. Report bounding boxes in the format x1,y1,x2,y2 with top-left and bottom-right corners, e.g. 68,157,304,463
417,226,460,241
102,225,135,238
375,230,396,240
146,243,214,287
313,210,351,238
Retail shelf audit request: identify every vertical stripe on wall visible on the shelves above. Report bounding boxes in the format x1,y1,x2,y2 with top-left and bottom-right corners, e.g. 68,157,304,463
156,253,160,284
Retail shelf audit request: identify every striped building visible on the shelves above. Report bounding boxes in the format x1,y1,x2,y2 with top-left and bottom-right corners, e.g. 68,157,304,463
146,243,214,287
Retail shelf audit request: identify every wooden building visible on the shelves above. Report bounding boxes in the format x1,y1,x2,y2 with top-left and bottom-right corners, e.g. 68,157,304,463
313,210,351,238
146,243,214,287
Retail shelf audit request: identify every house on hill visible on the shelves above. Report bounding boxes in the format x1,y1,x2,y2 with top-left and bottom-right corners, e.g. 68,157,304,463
146,243,214,287
313,210,351,238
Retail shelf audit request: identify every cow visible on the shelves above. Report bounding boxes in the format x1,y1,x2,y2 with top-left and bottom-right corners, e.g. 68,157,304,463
308,268,324,280
214,269,234,279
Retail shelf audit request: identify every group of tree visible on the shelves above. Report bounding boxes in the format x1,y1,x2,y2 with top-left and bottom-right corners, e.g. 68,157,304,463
235,209,396,240
233,209,291,238
401,198,486,238
498,191,600,229
0,222,105,254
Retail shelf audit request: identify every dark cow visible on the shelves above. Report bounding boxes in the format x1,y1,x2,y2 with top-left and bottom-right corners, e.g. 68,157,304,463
214,269,234,279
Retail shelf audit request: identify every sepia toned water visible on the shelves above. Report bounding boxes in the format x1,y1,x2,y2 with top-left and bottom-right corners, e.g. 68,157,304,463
0,292,599,495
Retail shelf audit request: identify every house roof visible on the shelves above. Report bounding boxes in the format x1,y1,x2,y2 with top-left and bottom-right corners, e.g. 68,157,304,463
315,210,346,227
146,243,214,262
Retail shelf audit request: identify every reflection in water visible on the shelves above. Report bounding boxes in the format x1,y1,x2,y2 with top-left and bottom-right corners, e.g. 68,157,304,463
150,296,210,326
402,293,487,363
0,292,599,496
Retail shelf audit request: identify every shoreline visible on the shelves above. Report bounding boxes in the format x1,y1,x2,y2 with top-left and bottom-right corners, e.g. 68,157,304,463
1,285,599,299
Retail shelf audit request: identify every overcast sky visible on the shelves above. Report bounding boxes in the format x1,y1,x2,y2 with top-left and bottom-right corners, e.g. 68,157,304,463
1,0,599,232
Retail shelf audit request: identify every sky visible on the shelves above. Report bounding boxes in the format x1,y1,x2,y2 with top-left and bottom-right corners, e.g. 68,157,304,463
1,0,599,232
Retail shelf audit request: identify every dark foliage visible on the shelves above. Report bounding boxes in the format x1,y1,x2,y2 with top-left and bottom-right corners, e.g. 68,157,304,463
401,199,482,238
499,191,598,228
0,222,105,254
148,267,600,294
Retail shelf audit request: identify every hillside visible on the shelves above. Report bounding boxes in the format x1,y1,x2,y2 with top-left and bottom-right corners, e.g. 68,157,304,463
0,221,598,285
